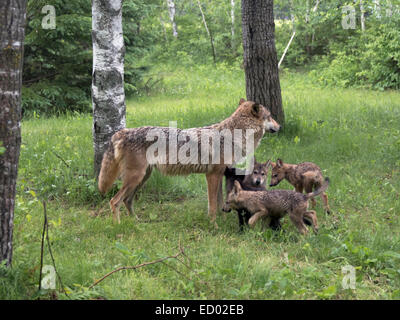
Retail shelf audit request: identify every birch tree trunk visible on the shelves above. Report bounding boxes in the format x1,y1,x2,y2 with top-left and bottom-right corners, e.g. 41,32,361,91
0,0,27,267
231,0,235,48
374,0,381,19
313,0,320,12
166,0,178,38
241,0,284,125
311,0,320,47
360,0,366,31
92,0,126,178
197,0,216,64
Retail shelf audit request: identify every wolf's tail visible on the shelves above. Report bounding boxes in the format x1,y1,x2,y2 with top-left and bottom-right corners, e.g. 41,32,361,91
306,177,330,199
98,139,120,195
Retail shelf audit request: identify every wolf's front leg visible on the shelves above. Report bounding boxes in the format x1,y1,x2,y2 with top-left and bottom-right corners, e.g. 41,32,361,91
248,209,268,227
206,172,224,228
217,178,224,210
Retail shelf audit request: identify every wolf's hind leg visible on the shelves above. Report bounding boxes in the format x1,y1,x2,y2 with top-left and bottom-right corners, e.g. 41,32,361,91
289,210,308,235
304,210,319,234
305,184,317,208
321,193,331,214
123,166,153,220
110,166,149,224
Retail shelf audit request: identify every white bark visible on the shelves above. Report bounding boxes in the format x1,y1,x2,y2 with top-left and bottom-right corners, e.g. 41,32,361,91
166,0,178,38
290,0,295,32
231,0,235,45
360,0,366,31
374,0,381,18
312,0,320,12
197,0,216,62
311,0,320,45
305,0,310,23
278,31,296,69
92,0,126,177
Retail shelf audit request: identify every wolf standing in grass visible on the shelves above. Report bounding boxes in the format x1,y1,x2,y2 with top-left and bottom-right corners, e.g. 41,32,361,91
223,178,330,235
224,159,282,232
270,159,331,214
98,99,280,225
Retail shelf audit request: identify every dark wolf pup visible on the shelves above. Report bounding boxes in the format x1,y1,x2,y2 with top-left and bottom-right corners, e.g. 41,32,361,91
98,99,280,225
270,159,331,214
223,178,330,235
223,159,282,231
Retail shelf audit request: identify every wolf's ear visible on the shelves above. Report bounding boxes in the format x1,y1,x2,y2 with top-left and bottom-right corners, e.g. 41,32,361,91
276,159,283,168
251,103,261,117
238,98,246,106
265,160,272,168
234,180,242,194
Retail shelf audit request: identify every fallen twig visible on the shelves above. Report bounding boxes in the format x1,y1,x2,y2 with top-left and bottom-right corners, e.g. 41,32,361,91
89,245,185,289
38,201,69,298
50,150,71,168
38,202,47,294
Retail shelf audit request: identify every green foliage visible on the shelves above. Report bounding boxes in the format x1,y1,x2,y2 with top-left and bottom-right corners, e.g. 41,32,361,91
310,15,400,90
275,0,400,90
23,0,157,116
0,260,33,299
10,67,400,299
150,0,242,65
21,0,400,117
23,0,92,116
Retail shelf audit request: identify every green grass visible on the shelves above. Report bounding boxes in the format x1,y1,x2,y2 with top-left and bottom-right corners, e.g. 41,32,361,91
4,64,400,299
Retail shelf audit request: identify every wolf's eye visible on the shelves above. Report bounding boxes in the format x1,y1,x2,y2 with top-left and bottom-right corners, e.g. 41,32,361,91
261,172,265,176
253,171,258,174
273,174,278,178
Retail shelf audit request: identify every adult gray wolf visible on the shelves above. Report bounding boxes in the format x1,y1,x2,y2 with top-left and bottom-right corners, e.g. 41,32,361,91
98,99,280,225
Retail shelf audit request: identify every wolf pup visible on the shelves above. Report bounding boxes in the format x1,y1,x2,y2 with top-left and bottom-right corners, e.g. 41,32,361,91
98,99,280,225
223,178,330,235
270,159,331,214
223,159,281,231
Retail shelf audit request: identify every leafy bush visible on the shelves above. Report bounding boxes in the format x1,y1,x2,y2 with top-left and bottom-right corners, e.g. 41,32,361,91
22,0,156,116
310,17,400,90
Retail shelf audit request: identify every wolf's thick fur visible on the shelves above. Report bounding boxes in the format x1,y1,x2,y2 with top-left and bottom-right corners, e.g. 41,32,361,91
223,159,282,231
98,99,280,224
270,159,331,214
223,178,330,235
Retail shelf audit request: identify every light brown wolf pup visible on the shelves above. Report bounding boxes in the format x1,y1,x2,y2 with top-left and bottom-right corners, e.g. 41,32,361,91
270,159,331,214
223,178,330,235
98,99,281,225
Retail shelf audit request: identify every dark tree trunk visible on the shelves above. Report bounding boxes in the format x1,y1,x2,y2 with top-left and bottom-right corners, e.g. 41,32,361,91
92,0,126,178
241,0,284,125
0,0,27,267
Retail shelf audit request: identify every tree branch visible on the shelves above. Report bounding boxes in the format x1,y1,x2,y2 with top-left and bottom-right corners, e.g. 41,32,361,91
89,245,185,289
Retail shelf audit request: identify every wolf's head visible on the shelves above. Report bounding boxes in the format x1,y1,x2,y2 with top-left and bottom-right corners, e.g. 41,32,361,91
222,180,243,212
269,158,286,187
243,157,271,188
237,98,281,134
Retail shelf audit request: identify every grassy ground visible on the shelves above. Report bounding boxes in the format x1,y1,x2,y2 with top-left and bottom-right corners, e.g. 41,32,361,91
2,64,400,299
